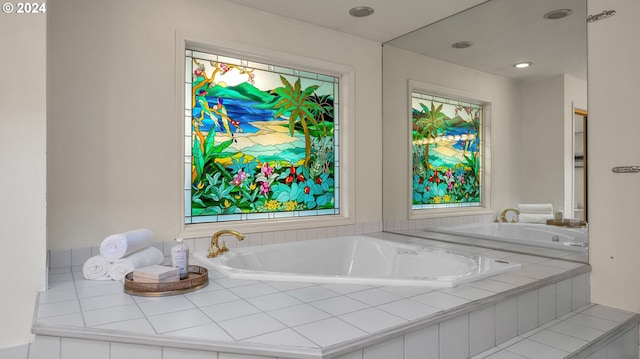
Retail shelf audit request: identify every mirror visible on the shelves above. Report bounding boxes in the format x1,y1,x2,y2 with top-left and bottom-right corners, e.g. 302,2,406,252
382,0,588,262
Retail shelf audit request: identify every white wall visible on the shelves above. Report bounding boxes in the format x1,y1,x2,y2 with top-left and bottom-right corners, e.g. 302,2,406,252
382,45,523,223
47,0,382,249
588,0,640,313
519,74,587,214
0,12,47,347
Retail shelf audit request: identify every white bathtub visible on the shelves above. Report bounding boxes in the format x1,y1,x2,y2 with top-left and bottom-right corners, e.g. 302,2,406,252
428,223,588,252
193,235,520,288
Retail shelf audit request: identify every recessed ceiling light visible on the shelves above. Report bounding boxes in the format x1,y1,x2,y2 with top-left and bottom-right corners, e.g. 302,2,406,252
543,9,573,20
349,6,374,17
451,41,473,49
513,62,532,69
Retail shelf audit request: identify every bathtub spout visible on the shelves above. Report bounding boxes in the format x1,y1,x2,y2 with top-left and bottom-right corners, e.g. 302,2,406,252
500,208,520,223
209,230,245,258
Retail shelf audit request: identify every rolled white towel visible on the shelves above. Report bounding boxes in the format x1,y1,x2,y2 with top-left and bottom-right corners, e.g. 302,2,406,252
519,213,554,224
517,203,553,214
107,246,165,281
83,255,112,280
99,228,154,261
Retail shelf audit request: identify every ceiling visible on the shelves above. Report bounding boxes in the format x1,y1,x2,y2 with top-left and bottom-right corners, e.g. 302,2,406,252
223,0,488,43
224,0,587,81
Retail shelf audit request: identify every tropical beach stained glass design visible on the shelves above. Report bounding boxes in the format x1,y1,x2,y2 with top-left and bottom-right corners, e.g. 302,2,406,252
411,92,482,209
185,50,339,224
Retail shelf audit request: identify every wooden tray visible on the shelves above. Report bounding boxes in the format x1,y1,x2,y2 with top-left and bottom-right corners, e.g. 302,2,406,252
123,265,208,297
546,219,587,228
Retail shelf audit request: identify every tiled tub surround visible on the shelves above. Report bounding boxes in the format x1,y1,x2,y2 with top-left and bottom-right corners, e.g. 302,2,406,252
35,232,636,359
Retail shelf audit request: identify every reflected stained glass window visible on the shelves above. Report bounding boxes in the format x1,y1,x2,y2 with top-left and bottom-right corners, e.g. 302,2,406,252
411,92,482,209
185,50,340,224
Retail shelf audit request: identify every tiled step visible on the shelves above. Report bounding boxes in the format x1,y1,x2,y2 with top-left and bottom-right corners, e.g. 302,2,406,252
472,304,640,359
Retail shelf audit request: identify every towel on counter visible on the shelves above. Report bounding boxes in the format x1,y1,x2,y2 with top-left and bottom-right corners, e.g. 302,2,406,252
99,228,154,261
107,246,165,281
519,213,554,224
517,203,553,214
82,255,113,280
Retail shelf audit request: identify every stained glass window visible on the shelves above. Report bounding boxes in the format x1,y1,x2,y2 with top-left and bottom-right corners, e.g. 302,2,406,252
411,92,483,209
184,50,340,224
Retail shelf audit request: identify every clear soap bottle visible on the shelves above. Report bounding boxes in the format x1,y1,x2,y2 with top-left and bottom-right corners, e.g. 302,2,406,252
170,238,189,280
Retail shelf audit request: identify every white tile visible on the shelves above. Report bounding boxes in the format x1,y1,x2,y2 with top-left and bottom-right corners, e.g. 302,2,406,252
215,277,260,288
347,288,404,306
162,347,219,359
505,338,568,359
185,288,240,307
137,296,196,316
0,344,29,359
470,305,496,356
538,284,556,325
265,281,314,291
321,283,373,295
163,323,233,341
218,353,276,359
377,298,441,321
547,320,605,341
147,308,213,333
246,292,303,312
441,286,494,301
84,303,144,327
571,273,589,310
483,351,528,359
363,336,403,359
93,318,157,335
267,303,331,327
555,278,572,317
411,290,470,310
36,313,85,327
49,250,71,268
492,273,537,286
79,292,135,311
404,325,439,359
620,326,638,358
245,328,319,349
110,342,162,359
495,296,518,344
469,279,517,293
38,289,78,304
528,329,588,353
334,350,363,359
287,285,340,302
293,317,367,347
200,299,261,321
566,313,619,331
517,291,538,335
60,338,109,359
71,247,92,267
37,300,80,318
218,312,286,340
75,282,123,299
377,285,433,298
28,336,60,359
310,296,369,316
229,283,280,298
440,314,470,359
580,305,635,323
339,307,407,333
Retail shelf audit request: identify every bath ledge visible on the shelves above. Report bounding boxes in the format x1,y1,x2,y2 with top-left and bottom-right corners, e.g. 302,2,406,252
32,263,591,359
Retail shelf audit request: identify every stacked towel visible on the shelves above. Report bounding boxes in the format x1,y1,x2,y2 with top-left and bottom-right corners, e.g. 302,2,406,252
82,255,112,280
517,203,554,223
99,228,154,261
83,228,166,281
107,246,165,281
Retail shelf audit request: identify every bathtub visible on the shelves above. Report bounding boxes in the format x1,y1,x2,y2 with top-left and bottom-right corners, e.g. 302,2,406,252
193,235,520,288
427,222,588,252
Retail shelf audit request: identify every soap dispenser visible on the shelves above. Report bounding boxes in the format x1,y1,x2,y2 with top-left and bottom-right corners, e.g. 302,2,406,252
170,238,189,280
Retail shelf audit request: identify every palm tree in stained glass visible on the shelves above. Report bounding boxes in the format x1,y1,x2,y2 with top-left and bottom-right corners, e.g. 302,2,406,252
273,75,323,165
413,102,447,170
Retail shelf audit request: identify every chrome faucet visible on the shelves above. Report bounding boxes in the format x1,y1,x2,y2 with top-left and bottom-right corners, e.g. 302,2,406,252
208,229,244,258
500,208,520,223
